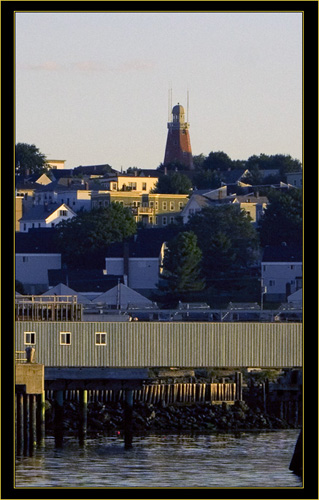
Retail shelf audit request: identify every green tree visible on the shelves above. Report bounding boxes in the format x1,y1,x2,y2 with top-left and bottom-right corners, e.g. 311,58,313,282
205,231,237,274
15,143,49,176
152,172,192,194
161,231,205,294
203,151,233,171
246,154,301,181
258,188,302,246
55,203,137,268
192,154,206,170
187,205,260,277
192,169,222,190
244,166,264,185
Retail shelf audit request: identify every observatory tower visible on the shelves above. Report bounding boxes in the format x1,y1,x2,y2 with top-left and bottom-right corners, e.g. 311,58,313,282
163,100,194,170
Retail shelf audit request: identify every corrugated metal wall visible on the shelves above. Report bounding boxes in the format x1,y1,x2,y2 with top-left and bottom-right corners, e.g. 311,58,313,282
15,322,302,368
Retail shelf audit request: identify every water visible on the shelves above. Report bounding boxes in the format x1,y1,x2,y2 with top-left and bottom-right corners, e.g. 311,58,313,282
15,430,302,489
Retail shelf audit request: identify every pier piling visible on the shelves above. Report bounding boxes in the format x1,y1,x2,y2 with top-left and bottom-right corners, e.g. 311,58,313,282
124,389,134,448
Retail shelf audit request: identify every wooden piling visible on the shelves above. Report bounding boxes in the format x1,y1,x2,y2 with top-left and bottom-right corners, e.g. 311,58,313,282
29,394,37,449
79,389,88,443
16,393,24,454
54,390,64,447
36,391,46,445
23,394,30,453
124,390,133,448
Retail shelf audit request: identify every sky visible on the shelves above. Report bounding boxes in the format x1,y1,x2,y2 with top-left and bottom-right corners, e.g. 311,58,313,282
15,11,302,171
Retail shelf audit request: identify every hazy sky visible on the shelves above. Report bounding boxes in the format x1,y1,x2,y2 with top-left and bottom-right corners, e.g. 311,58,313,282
15,11,302,170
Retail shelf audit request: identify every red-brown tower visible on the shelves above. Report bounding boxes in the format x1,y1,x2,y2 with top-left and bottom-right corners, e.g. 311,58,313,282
164,103,194,169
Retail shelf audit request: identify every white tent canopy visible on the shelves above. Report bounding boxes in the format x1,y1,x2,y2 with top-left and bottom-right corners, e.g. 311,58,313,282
92,283,153,309
42,283,92,304
287,288,302,305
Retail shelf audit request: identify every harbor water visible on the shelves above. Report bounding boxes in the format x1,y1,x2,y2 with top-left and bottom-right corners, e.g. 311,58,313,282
15,429,302,489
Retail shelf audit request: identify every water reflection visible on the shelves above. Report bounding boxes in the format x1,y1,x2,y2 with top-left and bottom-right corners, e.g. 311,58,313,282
15,430,302,488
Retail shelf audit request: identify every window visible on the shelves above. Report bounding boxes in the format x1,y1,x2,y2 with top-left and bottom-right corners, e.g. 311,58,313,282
162,202,167,210
60,332,71,345
269,280,276,287
95,332,107,345
142,183,147,191
59,210,67,217
24,332,36,344
179,202,183,210
22,256,28,263
170,202,175,211
162,216,167,226
170,217,175,224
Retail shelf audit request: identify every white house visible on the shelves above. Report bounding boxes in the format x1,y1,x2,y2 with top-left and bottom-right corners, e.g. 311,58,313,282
15,230,62,294
180,187,228,223
104,228,177,291
180,187,268,226
99,174,158,193
231,194,268,226
19,203,76,232
261,244,302,302
286,171,302,188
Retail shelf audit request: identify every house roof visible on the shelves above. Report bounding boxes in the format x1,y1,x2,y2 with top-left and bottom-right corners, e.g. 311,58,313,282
189,194,214,209
34,180,100,192
262,244,302,262
15,228,60,253
19,203,76,221
72,164,119,176
232,194,269,204
220,169,250,184
105,227,180,259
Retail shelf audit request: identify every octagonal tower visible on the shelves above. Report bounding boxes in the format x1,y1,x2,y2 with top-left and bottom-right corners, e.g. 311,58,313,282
163,102,194,170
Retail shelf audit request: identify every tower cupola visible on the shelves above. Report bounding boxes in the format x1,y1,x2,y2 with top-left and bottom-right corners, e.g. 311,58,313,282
164,101,193,169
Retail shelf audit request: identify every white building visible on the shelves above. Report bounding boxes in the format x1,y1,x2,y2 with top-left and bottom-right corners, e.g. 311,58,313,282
15,229,62,294
261,244,302,302
19,203,76,232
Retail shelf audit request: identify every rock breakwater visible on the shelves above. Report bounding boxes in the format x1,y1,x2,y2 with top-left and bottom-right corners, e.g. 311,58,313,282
45,399,298,436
